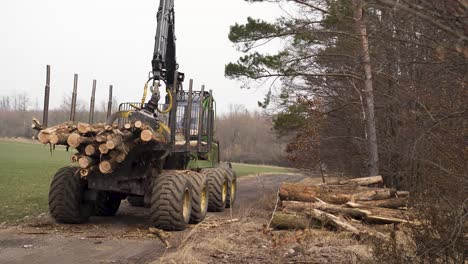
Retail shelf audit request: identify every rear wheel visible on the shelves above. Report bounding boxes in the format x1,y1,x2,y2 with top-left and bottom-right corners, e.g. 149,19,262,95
183,171,208,224
223,168,237,208
150,171,193,231
202,168,228,212
48,166,92,224
94,192,121,216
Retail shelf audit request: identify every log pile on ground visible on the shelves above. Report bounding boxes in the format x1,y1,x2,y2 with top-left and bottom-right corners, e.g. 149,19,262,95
271,176,417,240
32,118,169,176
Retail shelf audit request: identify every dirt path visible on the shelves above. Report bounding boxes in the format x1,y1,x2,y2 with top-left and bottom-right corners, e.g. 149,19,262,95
0,173,310,264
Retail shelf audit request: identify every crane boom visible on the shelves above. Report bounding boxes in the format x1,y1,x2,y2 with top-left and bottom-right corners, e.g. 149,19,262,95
152,0,175,83
144,0,183,114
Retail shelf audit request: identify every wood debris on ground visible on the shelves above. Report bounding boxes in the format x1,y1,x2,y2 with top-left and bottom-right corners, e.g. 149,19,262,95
271,175,417,240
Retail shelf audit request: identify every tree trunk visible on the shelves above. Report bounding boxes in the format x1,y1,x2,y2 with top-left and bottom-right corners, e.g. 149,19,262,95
353,0,380,177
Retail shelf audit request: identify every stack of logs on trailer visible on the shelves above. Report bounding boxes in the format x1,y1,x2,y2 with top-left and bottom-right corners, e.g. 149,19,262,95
271,176,418,240
31,118,169,177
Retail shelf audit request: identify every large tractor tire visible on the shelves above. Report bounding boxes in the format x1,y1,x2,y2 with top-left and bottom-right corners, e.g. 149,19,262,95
94,192,121,216
48,166,92,224
222,167,237,208
202,168,228,212
183,171,208,224
150,171,193,231
127,196,145,207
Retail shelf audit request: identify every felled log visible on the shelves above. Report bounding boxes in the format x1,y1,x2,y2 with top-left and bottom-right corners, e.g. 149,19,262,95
99,155,119,173
99,143,109,154
49,132,69,145
67,133,93,148
37,131,51,144
270,212,310,230
80,166,96,177
348,197,408,209
134,121,143,129
84,144,97,156
351,188,397,202
279,182,397,204
95,133,107,143
109,150,127,163
70,154,80,163
37,122,74,144
338,176,383,186
396,191,410,197
78,156,95,169
31,118,44,131
77,122,105,134
106,135,122,150
282,201,370,219
305,208,360,233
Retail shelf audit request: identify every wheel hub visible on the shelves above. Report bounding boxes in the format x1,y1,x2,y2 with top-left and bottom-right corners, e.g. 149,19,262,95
182,188,191,223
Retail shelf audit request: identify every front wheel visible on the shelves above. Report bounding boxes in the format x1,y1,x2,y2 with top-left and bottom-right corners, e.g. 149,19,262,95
150,171,193,231
48,166,92,224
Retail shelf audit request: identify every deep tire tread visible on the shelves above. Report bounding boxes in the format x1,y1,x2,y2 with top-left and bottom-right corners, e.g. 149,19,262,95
150,171,192,231
183,171,208,223
202,168,228,212
48,166,91,224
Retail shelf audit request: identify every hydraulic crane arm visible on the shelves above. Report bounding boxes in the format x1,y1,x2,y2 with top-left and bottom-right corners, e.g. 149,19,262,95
145,0,183,113
152,0,176,83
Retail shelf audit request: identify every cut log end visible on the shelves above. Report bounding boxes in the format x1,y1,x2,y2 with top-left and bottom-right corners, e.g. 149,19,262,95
99,144,109,154
80,169,89,177
141,130,153,142
37,131,50,144
99,161,113,174
106,141,116,150
78,156,94,169
134,121,143,129
71,154,80,163
84,144,96,156
67,133,82,148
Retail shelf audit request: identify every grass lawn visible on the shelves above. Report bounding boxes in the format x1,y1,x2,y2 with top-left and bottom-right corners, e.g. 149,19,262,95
232,163,295,177
0,141,72,222
0,140,295,222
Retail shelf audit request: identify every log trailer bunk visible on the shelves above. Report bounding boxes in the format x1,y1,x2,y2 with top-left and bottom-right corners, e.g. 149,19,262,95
44,0,237,231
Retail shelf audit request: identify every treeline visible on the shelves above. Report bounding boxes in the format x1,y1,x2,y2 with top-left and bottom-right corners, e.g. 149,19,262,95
226,0,466,262
0,93,118,138
216,105,286,166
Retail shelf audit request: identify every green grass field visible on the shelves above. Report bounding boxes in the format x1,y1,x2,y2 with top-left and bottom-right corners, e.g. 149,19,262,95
231,163,295,177
0,140,294,222
0,141,72,222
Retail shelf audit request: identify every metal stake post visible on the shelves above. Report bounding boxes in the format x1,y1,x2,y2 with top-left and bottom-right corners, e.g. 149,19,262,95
43,65,51,127
89,80,96,123
185,79,193,151
197,85,205,152
106,85,113,120
70,74,78,121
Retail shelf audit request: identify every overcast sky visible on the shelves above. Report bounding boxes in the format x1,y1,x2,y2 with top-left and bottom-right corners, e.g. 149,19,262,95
0,0,282,113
